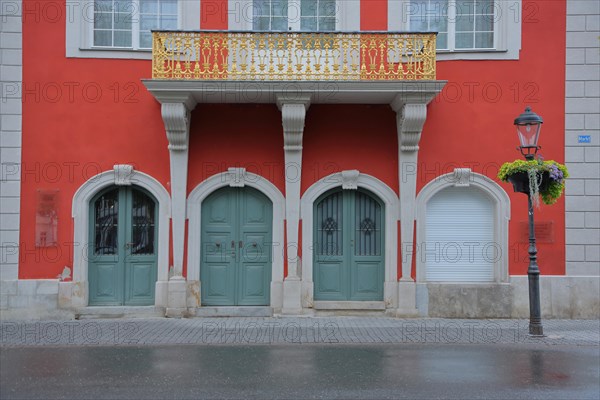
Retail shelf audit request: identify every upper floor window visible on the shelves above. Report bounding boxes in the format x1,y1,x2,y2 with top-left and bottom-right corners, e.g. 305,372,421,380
67,0,198,59
389,0,521,60
408,0,495,51
93,0,178,49
252,0,337,31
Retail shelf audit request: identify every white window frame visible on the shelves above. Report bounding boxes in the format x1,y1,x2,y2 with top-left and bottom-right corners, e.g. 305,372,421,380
66,0,200,59
228,0,360,31
90,0,180,50
388,0,522,60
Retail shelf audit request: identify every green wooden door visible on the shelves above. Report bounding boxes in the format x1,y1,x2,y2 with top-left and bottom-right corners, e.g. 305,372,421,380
201,187,272,306
314,189,384,301
88,187,158,306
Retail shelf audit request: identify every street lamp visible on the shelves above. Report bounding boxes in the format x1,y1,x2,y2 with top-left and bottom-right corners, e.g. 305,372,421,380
514,106,544,336
515,106,543,160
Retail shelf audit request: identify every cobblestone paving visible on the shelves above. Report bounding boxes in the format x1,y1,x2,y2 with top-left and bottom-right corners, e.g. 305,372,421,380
1,317,598,347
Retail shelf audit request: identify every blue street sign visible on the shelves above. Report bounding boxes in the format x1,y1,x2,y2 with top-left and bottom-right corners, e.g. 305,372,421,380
578,135,591,143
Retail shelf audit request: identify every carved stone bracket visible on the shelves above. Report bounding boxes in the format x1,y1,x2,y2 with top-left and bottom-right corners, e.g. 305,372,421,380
113,164,134,186
277,94,311,152
453,168,472,187
162,102,192,151
341,170,360,190
392,101,428,152
227,167,247,187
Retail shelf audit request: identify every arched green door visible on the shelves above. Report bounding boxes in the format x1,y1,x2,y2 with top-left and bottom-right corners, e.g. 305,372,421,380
314,188,384,301
201,187,272,306
88,187,158,306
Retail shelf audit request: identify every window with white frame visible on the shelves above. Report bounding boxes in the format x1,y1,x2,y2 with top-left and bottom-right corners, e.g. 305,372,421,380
252,0,337,31
67,0,198,59
92,0,178,50
407,0,496,51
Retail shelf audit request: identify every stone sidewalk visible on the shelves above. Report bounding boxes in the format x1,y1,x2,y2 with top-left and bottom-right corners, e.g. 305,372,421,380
1,317,598,347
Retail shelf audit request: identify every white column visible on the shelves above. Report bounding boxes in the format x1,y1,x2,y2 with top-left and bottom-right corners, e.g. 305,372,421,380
277,94,311,314
160,98,196,317
391,98,428,316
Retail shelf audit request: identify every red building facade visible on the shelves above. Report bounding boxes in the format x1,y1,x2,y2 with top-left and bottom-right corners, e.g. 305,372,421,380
1,0,597,319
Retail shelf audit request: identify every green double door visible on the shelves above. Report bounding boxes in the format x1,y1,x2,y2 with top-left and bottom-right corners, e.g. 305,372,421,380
88,187,158,306
201,187,272,306
314,189,384,301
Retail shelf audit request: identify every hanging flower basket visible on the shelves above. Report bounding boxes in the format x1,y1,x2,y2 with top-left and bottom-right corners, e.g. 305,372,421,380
507,171,551,194
498,159,569,206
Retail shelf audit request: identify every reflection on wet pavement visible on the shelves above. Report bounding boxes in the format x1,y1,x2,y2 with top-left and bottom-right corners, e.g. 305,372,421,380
1,344,599,399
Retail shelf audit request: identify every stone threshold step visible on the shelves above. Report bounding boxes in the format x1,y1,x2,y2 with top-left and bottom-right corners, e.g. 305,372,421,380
313,301,386,310
75,306,165,319
193,306,273,317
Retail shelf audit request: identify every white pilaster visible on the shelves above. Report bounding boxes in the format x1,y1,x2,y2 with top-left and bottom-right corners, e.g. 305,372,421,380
391,100,428,282
160,97,196,317
277,94,311,314
1,0,22,281
391,98,428,316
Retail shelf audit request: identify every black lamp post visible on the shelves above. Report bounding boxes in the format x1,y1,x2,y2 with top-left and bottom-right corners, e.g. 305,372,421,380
514,106,544,336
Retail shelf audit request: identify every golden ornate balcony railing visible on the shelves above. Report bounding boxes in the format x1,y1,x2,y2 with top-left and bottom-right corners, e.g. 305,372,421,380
152,31,436,81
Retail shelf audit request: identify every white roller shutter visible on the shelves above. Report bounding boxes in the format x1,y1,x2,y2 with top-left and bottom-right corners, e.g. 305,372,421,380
425,187,495,282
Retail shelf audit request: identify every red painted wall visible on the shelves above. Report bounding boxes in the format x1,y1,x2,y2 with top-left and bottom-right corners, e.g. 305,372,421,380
361,0,388,30
18,0,566,279
201,0,228,29
19,1,171,278
302,105,398,194
417,0,567,277
188,104,286,194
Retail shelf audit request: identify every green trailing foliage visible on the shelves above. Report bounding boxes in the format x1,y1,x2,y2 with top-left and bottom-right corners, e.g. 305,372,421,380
498,158,569,205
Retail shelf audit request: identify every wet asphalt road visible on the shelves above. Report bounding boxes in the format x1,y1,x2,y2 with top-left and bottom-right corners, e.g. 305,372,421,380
1,344,599,400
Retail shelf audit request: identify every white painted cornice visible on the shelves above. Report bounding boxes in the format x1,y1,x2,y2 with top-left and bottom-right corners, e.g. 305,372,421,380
143,80,447,105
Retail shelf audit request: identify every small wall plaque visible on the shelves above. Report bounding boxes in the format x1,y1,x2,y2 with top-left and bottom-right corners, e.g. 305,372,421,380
578,135,591,143
36,190,58,247
520,221,554,243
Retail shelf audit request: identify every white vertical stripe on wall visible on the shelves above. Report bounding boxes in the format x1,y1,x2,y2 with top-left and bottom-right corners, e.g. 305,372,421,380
0,0,22,280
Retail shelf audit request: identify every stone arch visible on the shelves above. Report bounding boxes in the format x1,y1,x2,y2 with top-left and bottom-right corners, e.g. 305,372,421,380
70,167,171,307
300,171,400,308
186,169,285,309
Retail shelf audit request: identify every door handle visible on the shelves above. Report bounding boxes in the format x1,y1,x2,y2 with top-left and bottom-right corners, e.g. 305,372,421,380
239,241,243,248
125,242,135,249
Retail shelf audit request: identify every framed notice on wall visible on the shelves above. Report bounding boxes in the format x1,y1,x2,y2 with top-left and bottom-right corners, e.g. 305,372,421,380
36,190,58,247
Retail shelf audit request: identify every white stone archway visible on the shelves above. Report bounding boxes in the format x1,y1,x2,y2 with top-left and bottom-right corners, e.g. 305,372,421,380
68,166,171,308
186,168,286,311
300,170,400,310
415,168,511,283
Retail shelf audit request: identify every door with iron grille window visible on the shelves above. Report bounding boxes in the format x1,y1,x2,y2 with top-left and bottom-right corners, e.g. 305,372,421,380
201,187,272,306
314,188,384,301
88,187,158,306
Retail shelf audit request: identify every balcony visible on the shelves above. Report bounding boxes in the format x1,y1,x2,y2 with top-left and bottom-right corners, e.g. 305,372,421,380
152,31,437,81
